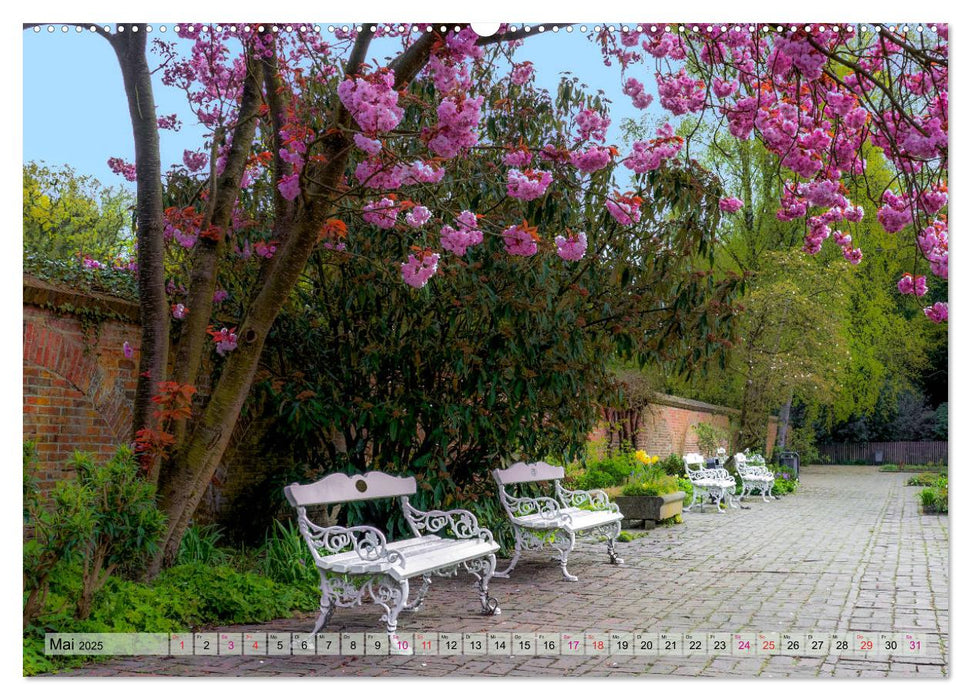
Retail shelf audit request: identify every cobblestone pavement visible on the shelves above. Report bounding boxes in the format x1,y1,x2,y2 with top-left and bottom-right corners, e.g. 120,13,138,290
50,465,948,678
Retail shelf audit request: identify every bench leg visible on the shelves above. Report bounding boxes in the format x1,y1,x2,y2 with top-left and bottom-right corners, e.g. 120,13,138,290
493,527,524,578
606,523,624,565
464,554,501,615
404,575,432,612
551,529,578,582
310,586,335,635
374,577,410,635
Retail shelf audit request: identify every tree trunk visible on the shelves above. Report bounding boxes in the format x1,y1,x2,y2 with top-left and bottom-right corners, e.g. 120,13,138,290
777,393,793,450
108,26,169,465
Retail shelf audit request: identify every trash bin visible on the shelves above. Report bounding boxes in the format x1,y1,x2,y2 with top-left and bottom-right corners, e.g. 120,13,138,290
873,450,884,465
779,451,800,480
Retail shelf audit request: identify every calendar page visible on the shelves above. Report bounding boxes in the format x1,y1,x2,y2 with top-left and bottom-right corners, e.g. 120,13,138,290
21,0,950,683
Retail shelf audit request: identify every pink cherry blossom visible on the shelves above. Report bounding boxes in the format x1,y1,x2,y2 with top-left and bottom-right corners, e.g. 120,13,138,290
502,224,539,257
719,197,744,213
353,133,383,155
362,198,398,229
182,150,208,172
605,193,642,226
213,289,229,304
400,252,440,288
278,173,301,201
122,341,134,359
575,109,610,142
405,205,431,228
510,62,534,86
337,70,404,135
555,232,587,261
570,146,612,174
506,169,553,201
923,302,948,323
107,157,137,182
503,148,533,168
172,303,188,319
897,273,928,296
425,95,484,159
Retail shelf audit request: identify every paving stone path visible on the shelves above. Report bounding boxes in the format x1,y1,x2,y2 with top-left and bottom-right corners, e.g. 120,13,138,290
51,465,948,678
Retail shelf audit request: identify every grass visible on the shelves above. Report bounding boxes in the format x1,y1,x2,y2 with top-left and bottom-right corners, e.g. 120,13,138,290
879,463,947,473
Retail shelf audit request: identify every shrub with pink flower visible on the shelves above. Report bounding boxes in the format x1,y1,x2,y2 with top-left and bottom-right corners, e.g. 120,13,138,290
656,68,706,115
555,232,587,261
506,169,553,201
924,302,948,323
605,193,643,226
510,61,534,86
570,146,612,174
439,210,483,256
718,197,744,213
503,147,532,168
400,251,440,288
623,124,683,173
842,246,863,265
337,69,404,135
623,78,653,109
575,108,610,142
182,150,208,172
897,273,928,296
405,205,431,228
362,198,398,229
278,173,301,201
877,191,912,233
425,95,485,159
502,223,540,257
107,157,137,182
353,133,383,155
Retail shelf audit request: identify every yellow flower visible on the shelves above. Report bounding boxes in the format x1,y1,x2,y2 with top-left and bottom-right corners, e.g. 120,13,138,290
651,455,660,464
635,450,649,464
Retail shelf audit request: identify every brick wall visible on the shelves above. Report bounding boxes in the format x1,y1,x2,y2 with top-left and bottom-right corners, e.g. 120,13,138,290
23,275,140,494
592,393,779,458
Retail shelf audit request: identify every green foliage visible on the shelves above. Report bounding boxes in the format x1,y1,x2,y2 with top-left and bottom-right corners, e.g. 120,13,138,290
23,161,134,264
621,471,680,497
770,466,799,496
657,454,685,476
175,524,228,566
918,475,948,513
237,77,742,538
66,448,167,618
907,472,943,487
677,477,694,506
692,422,728,456
573,452,637,490
23,447,166,625
258,520,319,588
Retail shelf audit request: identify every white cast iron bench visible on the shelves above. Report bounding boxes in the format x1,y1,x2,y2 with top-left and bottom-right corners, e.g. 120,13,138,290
492,461,624,582
735,452,775,502
683,452,738,513
284,471,501,635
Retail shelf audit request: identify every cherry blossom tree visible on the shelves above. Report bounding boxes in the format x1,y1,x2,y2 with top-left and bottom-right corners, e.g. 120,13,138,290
32,21,946,573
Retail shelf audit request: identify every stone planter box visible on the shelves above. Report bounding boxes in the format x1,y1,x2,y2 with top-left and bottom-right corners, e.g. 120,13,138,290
615,491,685,528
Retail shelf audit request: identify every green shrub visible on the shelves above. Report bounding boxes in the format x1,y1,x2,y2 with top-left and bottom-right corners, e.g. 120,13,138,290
259,520,318,587
176,524,228,566
574,452,636,490
906,473,941,487
621,470,680,497
677,477,694,506
692,422,728,457
658,454,685,476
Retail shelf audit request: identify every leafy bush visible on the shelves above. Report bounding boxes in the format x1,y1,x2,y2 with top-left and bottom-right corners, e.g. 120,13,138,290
907,472,942,487
677,477,694,506
621,472,680,497
657,453,685,476
918,476,948,513
259,520,318,587
692,422,728,457
573,452,636,490
176,524,228,566
23,447,166,625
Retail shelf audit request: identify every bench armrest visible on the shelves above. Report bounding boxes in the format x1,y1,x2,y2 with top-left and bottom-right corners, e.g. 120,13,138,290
498,492,572,526
555,482,620,513
400,497,494,542
297,513,407,568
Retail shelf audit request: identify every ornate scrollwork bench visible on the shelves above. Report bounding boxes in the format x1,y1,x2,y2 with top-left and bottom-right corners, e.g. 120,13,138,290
734,452,775,502
682,452,739,513
284,471,500,636
491,461,624,582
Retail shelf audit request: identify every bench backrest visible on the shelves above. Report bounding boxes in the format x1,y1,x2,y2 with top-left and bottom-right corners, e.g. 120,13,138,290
284,471,417,507
492,461,564,486
734,452,747,469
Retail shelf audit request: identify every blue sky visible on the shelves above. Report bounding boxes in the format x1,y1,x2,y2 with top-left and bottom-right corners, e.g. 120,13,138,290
22,24,653,189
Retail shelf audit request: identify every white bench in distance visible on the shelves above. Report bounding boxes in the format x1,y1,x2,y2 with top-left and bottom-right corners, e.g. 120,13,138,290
284,471,501,636
683,452,738,513
735,452,775,502
492,461,624,582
